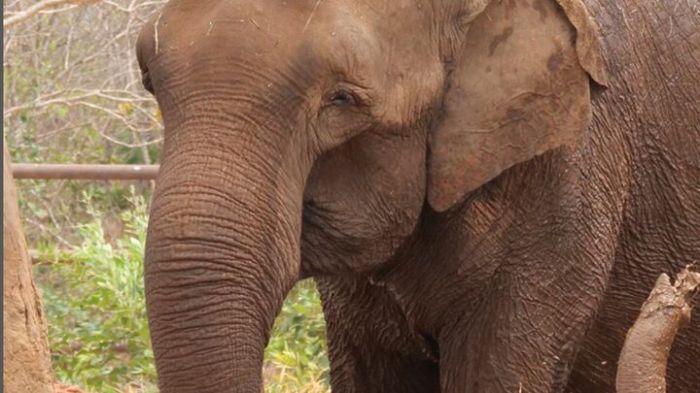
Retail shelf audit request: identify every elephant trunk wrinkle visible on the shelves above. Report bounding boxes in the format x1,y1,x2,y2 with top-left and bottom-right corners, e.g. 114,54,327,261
145,125,309,393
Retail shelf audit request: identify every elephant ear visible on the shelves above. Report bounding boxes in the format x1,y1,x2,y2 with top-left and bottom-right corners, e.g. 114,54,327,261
428,0,608,211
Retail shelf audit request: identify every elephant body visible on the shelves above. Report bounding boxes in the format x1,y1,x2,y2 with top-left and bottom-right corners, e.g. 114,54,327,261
316,2,700,392
137,0,700,392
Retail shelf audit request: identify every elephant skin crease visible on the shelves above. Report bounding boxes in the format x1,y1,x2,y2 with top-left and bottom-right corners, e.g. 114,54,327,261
135,0,700,392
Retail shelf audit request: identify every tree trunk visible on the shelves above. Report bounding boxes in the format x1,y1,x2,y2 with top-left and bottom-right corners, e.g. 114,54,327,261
3,140,54,393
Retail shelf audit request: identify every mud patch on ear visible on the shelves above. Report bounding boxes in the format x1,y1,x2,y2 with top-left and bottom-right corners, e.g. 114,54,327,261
489,27,514,56
554,0,609,86
428,0,596,212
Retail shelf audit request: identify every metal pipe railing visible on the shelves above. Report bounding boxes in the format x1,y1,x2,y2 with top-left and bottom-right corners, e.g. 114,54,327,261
11,164,159,180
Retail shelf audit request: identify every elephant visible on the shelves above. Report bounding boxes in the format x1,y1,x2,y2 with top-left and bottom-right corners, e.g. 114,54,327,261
136,0,700,392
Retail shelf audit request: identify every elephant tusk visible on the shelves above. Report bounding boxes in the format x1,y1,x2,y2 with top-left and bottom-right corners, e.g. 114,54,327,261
153,11,163,54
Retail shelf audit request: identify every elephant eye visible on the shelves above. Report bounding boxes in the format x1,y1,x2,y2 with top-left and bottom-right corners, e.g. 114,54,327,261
328,89,357,107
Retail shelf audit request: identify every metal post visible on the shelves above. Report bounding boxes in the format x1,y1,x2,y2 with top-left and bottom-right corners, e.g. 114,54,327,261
10,164,159,180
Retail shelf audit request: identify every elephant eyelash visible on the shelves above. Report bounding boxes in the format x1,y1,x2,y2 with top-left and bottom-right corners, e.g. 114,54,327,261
328,89,359,107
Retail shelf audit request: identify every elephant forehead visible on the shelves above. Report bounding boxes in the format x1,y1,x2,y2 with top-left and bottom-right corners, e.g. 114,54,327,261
306,1,445,124
145,0,445,124
149,0,325,58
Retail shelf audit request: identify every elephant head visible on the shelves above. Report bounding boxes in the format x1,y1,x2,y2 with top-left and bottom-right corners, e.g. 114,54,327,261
137,0,606,391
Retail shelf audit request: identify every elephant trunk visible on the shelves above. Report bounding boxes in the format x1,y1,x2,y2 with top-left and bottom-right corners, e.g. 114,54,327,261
144,121,306,392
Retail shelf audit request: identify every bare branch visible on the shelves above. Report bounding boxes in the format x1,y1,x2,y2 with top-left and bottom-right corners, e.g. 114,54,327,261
3,0,166,246
4,89,155,118
3,0,95,30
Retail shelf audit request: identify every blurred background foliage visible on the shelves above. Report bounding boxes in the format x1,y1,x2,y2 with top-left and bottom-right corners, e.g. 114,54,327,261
4,1,329,391
4,0,163,247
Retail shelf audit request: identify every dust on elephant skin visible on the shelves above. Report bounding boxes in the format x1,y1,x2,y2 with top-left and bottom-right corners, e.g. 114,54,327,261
136,0,700,392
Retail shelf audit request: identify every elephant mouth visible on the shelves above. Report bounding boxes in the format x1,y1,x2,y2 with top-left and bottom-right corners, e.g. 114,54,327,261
298,199,341,277
419,332,440,363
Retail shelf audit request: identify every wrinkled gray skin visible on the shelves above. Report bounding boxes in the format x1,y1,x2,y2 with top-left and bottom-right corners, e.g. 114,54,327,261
137,0,700,392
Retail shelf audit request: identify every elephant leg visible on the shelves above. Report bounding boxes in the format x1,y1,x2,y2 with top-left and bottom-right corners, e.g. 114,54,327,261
438,262,612,393
315,276,440,393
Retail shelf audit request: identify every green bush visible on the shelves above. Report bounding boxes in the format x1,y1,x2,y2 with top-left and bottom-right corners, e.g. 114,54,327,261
35,192,156,393
35,192,330,392
265,281,330,392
